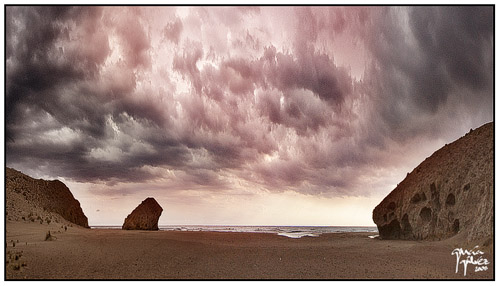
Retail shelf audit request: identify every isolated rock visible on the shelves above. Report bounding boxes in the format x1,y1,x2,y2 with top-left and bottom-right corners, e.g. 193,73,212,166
6,167,89,228
122,198,163,230
373,122,493,245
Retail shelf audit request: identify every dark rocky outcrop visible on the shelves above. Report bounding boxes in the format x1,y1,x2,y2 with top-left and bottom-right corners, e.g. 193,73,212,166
373,122,493,245
122,198,163,230
6,167,89,228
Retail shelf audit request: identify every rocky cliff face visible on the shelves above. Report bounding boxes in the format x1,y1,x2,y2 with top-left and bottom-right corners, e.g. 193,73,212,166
6,167,89,228
122,198,163,230
373,122,493,245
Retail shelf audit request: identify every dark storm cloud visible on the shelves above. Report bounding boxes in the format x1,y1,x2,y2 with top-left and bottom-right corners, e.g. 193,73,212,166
266,45,353,107
5,6,120,141
256,88,330,135
364,6,493,142
410,7,492,92
182,43,352,135
5,7,187,182
6,7,86,140
5,7,493,197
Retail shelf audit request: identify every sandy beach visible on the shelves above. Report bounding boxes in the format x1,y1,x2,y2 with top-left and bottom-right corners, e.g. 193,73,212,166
5,221,493,279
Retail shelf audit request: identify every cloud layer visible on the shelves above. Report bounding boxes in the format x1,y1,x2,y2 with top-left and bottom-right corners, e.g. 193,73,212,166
6,6,493,198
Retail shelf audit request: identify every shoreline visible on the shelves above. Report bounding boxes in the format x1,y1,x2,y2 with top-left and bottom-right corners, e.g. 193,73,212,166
89,225,379,238
6,221,493,279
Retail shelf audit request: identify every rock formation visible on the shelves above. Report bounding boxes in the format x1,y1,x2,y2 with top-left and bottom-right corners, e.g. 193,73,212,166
122,198,163,230
6,167,89,228
373,122,493,245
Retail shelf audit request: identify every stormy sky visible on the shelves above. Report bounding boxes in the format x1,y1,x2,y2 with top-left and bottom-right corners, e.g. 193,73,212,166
5,6,493,225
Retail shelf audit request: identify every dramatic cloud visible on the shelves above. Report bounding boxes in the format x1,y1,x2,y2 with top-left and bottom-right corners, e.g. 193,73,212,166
363,6,493,142
6,6,493,206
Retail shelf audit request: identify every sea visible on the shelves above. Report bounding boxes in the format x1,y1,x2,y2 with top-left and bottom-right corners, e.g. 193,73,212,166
91,225,379,238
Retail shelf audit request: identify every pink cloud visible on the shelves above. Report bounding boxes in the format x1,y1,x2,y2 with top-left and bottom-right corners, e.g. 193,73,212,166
163,16,183,44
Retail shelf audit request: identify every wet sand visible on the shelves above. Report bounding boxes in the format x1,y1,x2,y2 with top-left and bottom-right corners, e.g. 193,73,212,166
5,221,493,279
